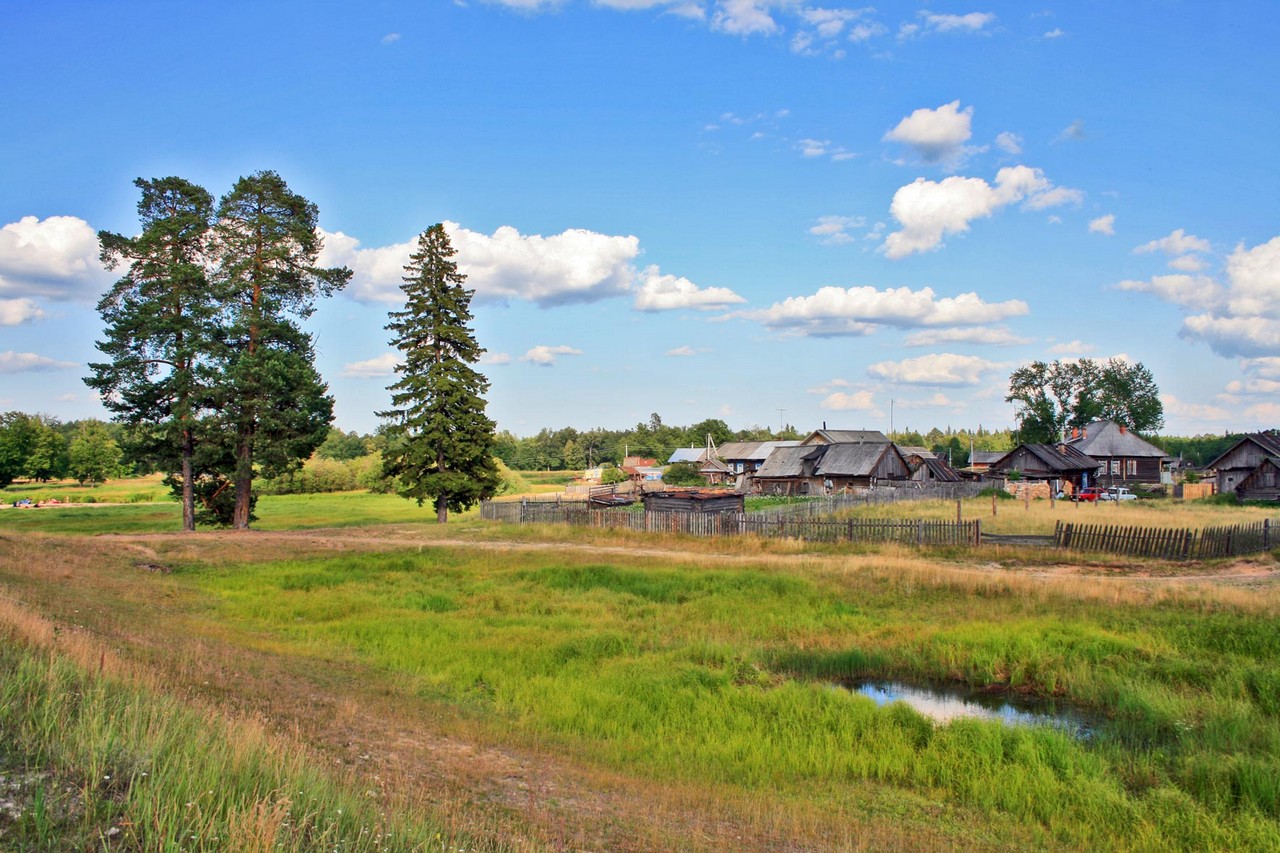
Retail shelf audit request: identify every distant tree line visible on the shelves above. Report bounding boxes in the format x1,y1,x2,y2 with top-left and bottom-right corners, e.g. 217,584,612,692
0,413,124,487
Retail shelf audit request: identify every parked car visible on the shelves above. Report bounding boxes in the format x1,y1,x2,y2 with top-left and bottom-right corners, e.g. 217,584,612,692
1102,487,1137,501
1073,487,1104,502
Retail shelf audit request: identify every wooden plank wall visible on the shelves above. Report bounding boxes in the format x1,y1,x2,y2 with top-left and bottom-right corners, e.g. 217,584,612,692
1054,518,1276,559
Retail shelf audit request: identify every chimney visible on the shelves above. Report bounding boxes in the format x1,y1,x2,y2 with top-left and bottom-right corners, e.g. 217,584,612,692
1119,425,1127,434
822,420,827,430
1072,427,1079,439
1083,428,1088,439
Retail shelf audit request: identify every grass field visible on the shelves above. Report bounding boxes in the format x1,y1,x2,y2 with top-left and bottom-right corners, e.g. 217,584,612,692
2,480,1278,850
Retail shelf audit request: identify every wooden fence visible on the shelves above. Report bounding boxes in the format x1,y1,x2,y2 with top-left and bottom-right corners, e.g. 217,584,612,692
1053,518,1277,559
481,500,980,546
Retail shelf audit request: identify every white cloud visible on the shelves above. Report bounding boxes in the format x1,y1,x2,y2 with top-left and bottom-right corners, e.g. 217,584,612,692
633,266,745,311
821,390,880,412
1043,27,1065,38
1243,356,1280,380
0,351,77,373
882,165,1077,258
1225,377,1280,395
0,215,110,302
895,392,957,409
0,298,44,326
380,32,401,44
900,10,996,39
1048,339,1097,355
319,222,640,307
1115,274,1223,311
1134,228,1211,256
742,284,1028,337
904,326,1031,347
994,131,1022,155
666,345,698,357
480,351,512,365
1088,214,1115,236
1057,119,1086,141
883,101,973,166
1244,401,1280,422
866,353,1005,386
1182,315,1280,358
520,344,583,366
797,138,856,161
789,6,882,53
1161,394,1228,423
809,215,866,245
1022,186,1084,211
711,0,780,36
341,353,399,378
1168,254,1207,272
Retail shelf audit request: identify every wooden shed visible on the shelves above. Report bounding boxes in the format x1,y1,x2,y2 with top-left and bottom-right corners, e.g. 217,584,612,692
641,490,745,514
990,443,1100,492
1205,432,1280,495
1235,457,1280,502
753,441,910,495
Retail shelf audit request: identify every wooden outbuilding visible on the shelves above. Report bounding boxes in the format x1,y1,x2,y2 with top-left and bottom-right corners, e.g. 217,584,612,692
753,441,910,495
1235,457,1280,502
641,490,745,513
1204,432,1280,495
989,443,1101,493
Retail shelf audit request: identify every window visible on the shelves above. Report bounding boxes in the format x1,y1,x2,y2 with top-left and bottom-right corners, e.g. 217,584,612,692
1126,459,1138,475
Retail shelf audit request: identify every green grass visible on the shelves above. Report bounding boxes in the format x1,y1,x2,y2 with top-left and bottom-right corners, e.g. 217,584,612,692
177,547,1280,851
0,623,477,852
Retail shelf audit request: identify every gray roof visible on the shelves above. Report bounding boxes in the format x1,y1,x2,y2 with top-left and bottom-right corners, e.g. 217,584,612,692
1204,433,1280,470
754,442,903,479
716,440,802,462
667,448,707,464
994,443,1100,473
918,456,962,482
1065,420,1168,458
803,429,889,445
754,445,824,478
969,451,1006,466
895,445,935,458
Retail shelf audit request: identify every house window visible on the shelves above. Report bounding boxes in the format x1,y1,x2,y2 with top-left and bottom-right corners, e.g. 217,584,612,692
1126,459,1138,475
1111,460,1122,475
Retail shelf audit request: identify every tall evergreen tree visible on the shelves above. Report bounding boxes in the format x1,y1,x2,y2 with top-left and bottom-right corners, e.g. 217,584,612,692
88,177,216,530
211,171,350,529
381,224,500,523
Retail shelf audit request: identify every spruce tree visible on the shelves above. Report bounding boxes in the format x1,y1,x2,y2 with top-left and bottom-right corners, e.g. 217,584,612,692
381,224,500,523
211,171,350,528
88,177,217,530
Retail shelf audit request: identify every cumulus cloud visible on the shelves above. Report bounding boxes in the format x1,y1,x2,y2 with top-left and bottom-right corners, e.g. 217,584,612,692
520,344,583,366
883,101,974,166
1120,236,1280,357
1168,254,1207,272
341,353,399,378
1043,27,1065,38
0,351,77,373
866,353,1005,386
1048,340,1097,355
882,165,1079,258
809,215,866,245
903,326,1031,347
1135,229,1211,256
1244,401,1280,422
480,351,512,365
1088,214,1115,236
320,222,642,308
633,266,745,311
665,345,698,357
0,215,111,301
0,298,44,326
994,131,1022,155
712,0,780,36
741,284,1028,337
790,6,883,54
1022,186,1084,211
821,390,880,412
380,32,401,44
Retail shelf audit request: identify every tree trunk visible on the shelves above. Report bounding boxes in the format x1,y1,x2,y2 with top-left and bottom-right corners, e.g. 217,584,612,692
181,427,195,532
232,430,253,530
436,494,447,524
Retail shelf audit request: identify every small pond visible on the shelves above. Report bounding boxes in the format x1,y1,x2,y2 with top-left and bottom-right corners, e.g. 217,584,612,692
842,679,1099,738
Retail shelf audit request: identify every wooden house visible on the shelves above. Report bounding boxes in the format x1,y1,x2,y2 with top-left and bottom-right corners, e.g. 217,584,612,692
801,428,889,446
1064,420,1171,486
642,490,744,513
1235,457,1280,502
1204,432,1280,495
989,443,1100,492
753,441,910,495
715,440,802,476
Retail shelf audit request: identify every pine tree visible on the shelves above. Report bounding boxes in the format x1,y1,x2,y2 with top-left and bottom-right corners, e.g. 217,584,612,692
88,177,217,530
381,224,500,523
211,171,350,528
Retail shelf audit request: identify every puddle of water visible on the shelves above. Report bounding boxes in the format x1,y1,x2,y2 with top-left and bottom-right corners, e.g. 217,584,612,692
843,680,1097,738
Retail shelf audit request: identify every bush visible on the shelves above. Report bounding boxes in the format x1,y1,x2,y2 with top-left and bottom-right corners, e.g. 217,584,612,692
978,486,1015,501
663,461,704,486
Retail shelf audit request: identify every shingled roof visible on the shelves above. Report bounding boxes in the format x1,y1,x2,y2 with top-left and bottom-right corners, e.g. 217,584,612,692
1065,420,1168,459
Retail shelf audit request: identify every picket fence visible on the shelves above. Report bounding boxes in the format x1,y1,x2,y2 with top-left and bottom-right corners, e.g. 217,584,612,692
1053,518,1277,559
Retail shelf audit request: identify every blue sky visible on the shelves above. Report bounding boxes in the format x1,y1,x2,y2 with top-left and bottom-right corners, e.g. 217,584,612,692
2,1,1278,437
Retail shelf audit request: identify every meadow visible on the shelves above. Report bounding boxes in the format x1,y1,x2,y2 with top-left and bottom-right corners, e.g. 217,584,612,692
1,480,1278,850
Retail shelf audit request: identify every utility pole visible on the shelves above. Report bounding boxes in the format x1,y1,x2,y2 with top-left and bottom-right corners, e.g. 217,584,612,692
777,408,786,435
890,398,894,439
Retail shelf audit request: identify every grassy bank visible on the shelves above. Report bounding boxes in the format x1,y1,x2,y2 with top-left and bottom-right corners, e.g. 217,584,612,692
0,598,480,852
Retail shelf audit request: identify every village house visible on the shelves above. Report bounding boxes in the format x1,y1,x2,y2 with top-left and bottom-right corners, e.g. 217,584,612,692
753,441,910,495
989,443,1101,494
1204,432,1280,497
1064,420,1171,486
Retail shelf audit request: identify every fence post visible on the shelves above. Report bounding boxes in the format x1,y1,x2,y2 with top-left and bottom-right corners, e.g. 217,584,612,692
1265,518,1271,550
